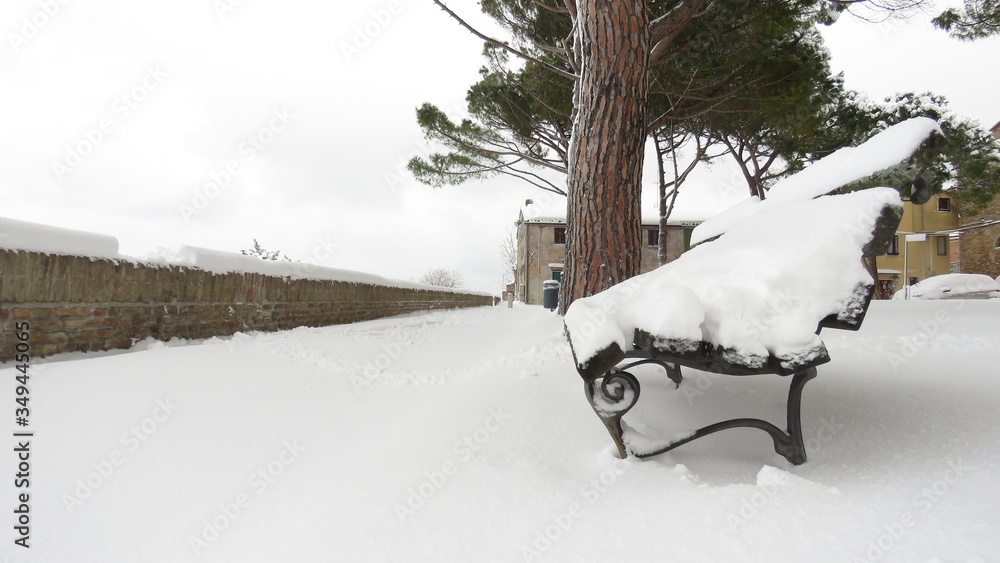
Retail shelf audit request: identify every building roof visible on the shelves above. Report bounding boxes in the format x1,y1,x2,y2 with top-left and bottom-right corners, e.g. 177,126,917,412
518,199,705,227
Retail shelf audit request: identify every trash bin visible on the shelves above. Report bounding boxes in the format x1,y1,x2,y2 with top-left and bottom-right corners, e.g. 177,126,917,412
542,280,560,310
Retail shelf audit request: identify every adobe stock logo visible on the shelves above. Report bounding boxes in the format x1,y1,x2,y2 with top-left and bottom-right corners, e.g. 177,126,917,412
61,398,178,514
7,0,72,54
394,407,512,522
52,65,169,182
178,106,294,222
350,332,413,394
212,0,248,21
340,1,403,63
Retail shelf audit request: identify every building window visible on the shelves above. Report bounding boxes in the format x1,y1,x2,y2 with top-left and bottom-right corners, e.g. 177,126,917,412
937,236,948,256
887,235,899,256
647,229,658,247
554,227,566,245
937,197,951,212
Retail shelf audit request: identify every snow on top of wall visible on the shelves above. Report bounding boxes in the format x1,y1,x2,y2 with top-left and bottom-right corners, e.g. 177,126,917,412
0,216,490,296
0,216,120,260
565,187,902,370
141,245,491,295
691,117,941,246
892,273,1000,300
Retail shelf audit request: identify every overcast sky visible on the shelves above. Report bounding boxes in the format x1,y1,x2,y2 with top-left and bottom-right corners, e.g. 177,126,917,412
1,1,997,294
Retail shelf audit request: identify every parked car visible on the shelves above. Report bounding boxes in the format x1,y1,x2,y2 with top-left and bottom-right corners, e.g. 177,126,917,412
892,273,1000,300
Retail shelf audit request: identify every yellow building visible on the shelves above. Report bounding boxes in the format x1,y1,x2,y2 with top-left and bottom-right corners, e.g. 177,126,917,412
875,193,959,298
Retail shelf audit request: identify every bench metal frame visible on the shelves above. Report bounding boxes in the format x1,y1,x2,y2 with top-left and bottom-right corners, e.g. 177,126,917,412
585,354,818,464
565,164,931,465
577,282,886,465
570,196,907,465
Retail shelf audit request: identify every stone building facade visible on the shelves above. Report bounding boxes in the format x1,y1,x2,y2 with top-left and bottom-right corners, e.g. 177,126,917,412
956,122,1000,279
514,202,699,305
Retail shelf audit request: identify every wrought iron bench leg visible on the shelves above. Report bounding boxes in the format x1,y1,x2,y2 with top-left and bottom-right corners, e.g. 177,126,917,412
780,368,817,464
585,370,640,459
585,366,818,465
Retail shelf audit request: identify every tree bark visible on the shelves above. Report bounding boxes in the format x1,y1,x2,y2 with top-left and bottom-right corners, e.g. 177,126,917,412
559,0,650,314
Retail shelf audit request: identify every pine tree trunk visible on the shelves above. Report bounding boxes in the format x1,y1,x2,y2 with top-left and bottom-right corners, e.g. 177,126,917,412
558,0,649,314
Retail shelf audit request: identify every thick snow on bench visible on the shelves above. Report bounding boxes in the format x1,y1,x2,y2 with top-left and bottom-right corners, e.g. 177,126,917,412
691,117,940,246
565,116,942,372
565,187,902,371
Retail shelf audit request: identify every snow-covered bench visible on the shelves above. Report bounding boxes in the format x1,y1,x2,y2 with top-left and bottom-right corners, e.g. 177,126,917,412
564,118,942,464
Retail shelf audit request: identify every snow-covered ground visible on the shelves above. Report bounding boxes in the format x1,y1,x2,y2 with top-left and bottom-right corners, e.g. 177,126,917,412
2,301,998,562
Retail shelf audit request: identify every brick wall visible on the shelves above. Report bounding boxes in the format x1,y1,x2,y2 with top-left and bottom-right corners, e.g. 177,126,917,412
957,191,1000,279
0,249,494,362
960,224,1000,278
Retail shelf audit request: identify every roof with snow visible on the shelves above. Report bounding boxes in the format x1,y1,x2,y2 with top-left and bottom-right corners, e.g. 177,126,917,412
518,200,705,227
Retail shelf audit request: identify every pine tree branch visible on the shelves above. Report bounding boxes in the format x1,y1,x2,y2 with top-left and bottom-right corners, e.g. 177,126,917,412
499,169,567,195
415,155,564,195
561,0,577,20
533,0,569,14
430,122,566,173
649,0,717,65
432,1,576,80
